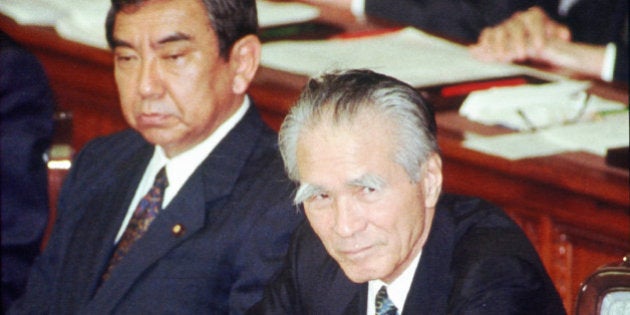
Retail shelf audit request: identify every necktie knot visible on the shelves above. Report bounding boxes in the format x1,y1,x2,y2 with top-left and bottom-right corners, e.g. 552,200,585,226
375,285,398,315
154,167,169,191
148,167,169,204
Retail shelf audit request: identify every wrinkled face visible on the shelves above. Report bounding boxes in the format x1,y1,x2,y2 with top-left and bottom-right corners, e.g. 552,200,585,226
296,112,441,284
112,0,240,157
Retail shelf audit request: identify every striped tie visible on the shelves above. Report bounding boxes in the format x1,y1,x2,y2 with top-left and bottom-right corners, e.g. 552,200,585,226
375,285,398,315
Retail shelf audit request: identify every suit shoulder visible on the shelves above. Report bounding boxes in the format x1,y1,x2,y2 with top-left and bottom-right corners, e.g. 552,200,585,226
439,194,517,231
438,194,539,268
65,130,148,187
290,221,351,296
75,130,146,165
237,125,294,195
440,196,565,313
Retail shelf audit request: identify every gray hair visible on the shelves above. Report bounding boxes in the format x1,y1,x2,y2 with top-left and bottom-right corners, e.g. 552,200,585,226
279,69,438,183
105,0,258,59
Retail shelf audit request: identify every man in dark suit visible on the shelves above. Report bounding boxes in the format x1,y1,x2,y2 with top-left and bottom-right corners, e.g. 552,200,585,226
249,69,566,314
9,0,302,314
1,31,54,313
296,0,539,42
363,0,544,42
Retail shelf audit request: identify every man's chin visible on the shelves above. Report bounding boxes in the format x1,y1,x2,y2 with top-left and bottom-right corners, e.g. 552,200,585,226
338,263,384,284
139,129,176,147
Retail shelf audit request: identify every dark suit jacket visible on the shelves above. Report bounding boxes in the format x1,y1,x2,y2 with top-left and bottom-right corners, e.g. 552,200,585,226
249,195,566,314
1,31,54,313
561,0,628,81
364,0,539,42
10,106,303,314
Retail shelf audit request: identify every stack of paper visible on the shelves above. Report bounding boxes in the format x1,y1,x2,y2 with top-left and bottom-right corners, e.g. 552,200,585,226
257,0,320,28
0,0,320,50
0,0,65,26
458,80,626,131
260,27,558,87
463,111,629,160
460,80,629,159
1,0,116,49
55,0,110,49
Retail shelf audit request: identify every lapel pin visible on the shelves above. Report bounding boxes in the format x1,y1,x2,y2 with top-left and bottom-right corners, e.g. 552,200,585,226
172,224,185,237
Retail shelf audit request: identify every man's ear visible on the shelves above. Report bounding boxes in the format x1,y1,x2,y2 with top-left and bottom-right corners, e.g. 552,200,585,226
229,34,261,94
421,153,443,209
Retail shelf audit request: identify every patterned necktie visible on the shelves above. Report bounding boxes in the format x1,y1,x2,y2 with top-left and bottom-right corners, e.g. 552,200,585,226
375,285,398,315
101,167,169,281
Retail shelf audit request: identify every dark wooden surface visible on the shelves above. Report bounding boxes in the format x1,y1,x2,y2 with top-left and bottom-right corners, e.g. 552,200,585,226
2,5,628,313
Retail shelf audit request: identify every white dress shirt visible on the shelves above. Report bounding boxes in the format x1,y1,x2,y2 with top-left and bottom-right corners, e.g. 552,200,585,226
367,251,422,315
602,43,617,82
114,98,250,242
350,0,366,16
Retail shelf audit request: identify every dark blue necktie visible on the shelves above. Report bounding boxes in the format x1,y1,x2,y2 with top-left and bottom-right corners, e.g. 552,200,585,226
375,285,398,315
101,167,168,281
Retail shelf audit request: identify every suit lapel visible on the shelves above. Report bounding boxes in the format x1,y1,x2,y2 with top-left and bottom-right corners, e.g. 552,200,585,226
88,172,210,312
331,227,457,315
321,271,365,315
56,142,151,313
402,199,455,314
88,106,265,311
341,284,367,315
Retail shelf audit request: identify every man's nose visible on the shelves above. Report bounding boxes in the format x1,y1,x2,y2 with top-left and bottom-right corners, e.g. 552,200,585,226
333,197,367,238
137,58,164,99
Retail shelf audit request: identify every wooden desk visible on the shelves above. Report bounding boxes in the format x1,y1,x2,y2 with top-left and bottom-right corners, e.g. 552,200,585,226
2,7,628,313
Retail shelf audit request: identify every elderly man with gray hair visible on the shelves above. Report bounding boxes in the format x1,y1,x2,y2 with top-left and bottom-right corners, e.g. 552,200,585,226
249,69,566,314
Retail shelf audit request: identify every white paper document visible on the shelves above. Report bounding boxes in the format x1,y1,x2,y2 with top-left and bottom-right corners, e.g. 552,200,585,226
0,0,65,26
261,27,551,87
1,0,113,49
459,81,626,131
54,0,110,50
463,112,629,160
1,0,319,50
257,0,320,28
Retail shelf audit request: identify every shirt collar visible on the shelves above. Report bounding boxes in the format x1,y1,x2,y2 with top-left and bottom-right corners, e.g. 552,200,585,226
367,251,422,314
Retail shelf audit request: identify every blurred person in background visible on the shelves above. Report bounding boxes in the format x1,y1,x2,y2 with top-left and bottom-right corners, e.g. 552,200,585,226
1,31,54,313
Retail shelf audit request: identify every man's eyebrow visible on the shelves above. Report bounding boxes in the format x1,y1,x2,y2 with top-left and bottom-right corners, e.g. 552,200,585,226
348,174,385,189
111,38,132,49
294,183,323,205
111,32,192,49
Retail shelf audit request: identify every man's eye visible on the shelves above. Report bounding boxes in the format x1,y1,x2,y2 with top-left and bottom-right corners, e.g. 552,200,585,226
362,186,376,194
163,51,186,62
313,193,329,200
116,55,134,62
305,192,332,210
307,192,330,204
115,54,137,68
358,186,380,203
